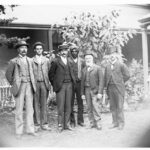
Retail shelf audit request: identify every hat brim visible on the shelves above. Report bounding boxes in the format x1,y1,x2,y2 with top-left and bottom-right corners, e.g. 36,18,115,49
33,43,44,49
58,48,68,52
15,44,29,49
84,53,94,57
70,47,79,51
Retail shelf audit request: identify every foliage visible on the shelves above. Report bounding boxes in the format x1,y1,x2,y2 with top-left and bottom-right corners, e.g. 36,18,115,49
0,5,18,24
0,17,17,25
0,34,30,48
0,5,17,14
56,10,136,62
0,5,30,49
125,59,144,104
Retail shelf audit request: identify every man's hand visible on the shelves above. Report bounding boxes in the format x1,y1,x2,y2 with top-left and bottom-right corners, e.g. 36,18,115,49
97,94,102,99
81,95,86,100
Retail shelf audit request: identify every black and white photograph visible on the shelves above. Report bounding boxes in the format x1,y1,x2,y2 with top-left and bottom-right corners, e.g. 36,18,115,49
0,0,150,147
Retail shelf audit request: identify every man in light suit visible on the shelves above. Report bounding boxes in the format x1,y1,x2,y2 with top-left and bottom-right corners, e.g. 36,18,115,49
5,40,37,139
32,42,51,131
68,43,85,127
49,43,76,132
104,46,130,130
81,52,104,130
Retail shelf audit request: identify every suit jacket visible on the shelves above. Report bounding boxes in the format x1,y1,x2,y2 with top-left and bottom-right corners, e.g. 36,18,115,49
5,56,36,97
48,57,76,93
81,64,104,95
104,61,130,96
68,56,85,81
32,56,51,90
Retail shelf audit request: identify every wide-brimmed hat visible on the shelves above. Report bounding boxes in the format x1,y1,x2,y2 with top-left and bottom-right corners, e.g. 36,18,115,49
84,51,94,57
58,42,69,51
33,41,44,49
15,40,29,49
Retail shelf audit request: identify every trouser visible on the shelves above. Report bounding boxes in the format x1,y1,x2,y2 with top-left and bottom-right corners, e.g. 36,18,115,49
108,84,124,126
70,81,84,125
85,87,102,127
33,81,48,127
15,82,34,135
56,82,72,128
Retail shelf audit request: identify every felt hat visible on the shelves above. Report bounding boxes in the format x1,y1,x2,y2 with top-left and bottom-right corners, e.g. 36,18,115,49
33,41,44,49
58,42,69,51
84,51,94,57
15,40,29,49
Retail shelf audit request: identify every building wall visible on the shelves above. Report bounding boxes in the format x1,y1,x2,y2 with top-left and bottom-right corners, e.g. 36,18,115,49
122,33,142,62
123,33,150,63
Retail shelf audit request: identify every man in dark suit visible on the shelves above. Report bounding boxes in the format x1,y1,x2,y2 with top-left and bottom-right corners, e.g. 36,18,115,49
68,43,85,127
104,46,130,130
32,42,51,131
81,52,104,130
48,43,76,132
5,40,37,139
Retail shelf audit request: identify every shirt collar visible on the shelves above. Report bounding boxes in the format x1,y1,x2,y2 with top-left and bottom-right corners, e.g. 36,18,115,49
73,58,78,63
18,54,26,59
35,55,43,59
110,59,117,65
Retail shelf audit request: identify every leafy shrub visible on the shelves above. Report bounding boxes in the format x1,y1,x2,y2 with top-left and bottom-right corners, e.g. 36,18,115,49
0,34,30,49
125,59,144,105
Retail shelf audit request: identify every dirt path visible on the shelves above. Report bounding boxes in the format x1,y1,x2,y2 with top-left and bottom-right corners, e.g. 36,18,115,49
0,102,150,147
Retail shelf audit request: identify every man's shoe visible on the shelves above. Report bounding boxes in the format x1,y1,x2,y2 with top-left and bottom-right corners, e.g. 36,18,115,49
35,126,41,132
28,132,38,137
64,126,73,131
70,122,76,128
78,122,85,127
117,124,124,130
96,125,102,130
16,134,22,140
42,125,51,131
58,126,63,133
86,124,97,129
109,124,119,129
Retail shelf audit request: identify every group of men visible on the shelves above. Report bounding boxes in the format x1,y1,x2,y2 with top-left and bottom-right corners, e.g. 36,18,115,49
5,40,130,139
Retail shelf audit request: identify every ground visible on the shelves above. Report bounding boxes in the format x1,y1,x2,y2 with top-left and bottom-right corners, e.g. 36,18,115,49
0,100,150,148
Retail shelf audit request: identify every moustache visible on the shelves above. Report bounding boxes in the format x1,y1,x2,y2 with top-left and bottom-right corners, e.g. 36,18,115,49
62,53,66,56
21,51,27,53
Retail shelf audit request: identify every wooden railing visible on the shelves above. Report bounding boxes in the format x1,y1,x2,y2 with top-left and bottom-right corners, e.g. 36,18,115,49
0,85,15,114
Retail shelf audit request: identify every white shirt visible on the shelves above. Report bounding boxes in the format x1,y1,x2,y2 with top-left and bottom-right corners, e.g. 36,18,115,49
110,59,117,70
73,58,78,63
60,56,67,65
19,54,27,64
36,55,42,64
87,64,93,71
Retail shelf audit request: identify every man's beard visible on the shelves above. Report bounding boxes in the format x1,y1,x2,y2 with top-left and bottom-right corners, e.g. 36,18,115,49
72,54,78,59
86,62,92,67
62,53,67,57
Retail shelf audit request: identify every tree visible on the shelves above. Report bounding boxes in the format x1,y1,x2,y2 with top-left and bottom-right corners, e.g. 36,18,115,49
0,5,17,25
55,10,136,64
0,5,30,48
